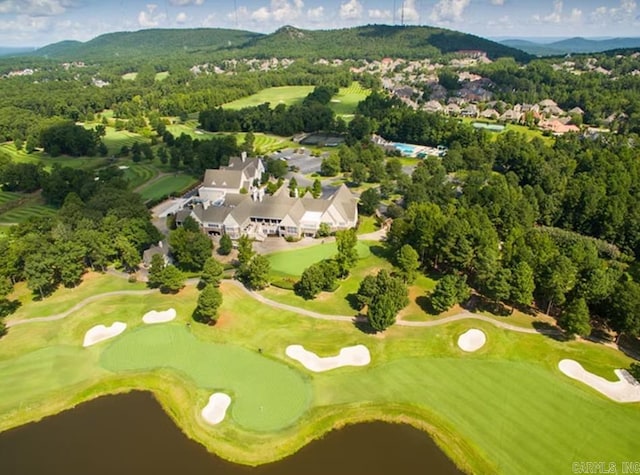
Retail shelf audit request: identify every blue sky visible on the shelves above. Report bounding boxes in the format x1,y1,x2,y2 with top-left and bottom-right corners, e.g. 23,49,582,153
0,0,639,47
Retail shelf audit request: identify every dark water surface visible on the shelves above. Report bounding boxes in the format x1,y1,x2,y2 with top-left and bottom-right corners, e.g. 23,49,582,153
0,392,463,475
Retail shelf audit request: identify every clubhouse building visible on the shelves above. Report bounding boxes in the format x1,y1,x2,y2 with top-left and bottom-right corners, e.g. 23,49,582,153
176,155,358,240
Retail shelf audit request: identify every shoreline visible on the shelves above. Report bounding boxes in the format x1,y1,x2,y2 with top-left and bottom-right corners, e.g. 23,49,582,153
0,371,489,474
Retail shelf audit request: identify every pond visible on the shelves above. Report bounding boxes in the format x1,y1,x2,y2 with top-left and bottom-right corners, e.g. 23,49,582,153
0,392,464,475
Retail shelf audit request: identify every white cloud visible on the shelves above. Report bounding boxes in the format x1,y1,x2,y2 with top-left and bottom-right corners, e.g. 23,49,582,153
590,1,636,24
532,0,562,23
271,0,304,22
491,0,505,5
340,0,363,20
138,4,166,28
307,6,324,21
230,0,304,25
176,12,188,23
568,8,582,23
169,0,204,5
251,6,271,22
203,12,218,26
0,0,74,17
368,9,391,20
430,0,470,23
397,0,419,22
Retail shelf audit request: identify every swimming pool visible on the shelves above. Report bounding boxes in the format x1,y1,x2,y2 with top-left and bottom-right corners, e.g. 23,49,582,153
392,143,420,156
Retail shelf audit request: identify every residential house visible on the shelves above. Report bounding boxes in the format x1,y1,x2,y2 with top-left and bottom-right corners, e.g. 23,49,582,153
480,108,499,120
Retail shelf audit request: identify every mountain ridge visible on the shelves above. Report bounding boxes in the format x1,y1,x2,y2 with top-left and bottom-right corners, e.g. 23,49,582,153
500,36,640,56
28,25,531,62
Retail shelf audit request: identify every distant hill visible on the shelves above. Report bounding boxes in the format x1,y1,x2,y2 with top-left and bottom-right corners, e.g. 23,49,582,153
29,25,531,62
230,25,531,62
0,46,36,57
501,37,640,56
33,28,263,60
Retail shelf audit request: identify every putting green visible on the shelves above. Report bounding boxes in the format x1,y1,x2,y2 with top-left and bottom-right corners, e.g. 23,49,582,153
100,325,312,431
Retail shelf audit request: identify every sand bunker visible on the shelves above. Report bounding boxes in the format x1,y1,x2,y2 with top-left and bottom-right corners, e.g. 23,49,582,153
201,393,232,425
457,329,486,352
142,308,176,324
285,344,371,372
82,322,127,347
558,359,640,403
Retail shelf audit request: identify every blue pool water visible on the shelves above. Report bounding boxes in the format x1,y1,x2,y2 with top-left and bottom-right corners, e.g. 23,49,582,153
393,143,419,155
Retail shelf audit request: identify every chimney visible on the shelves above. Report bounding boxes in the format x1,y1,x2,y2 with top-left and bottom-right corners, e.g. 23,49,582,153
241,151,247,162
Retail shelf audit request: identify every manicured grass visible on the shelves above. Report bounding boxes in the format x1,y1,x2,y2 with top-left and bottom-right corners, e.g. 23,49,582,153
0,191,21,206
357,215,378,235
101,325,311,431
267,240,371,277
0,279,639,472
7,272,147,323
459,118,554,145
120,163,159,189
0,202,57,224
155,71,169,81
264,242,390,316
329,82,371,119
138,174,198,201
222,86,315,110
101,129,146,155
122,72,137,81
0,143,105,171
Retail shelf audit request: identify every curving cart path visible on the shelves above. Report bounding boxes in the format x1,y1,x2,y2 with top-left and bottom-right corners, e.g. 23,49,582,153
7,279,559,337
7,290,158,328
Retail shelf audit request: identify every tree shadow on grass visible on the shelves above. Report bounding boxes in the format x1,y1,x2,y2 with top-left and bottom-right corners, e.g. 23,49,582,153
416,295,438,315
532,321,567,341
368,245,389,259
353,315,377,334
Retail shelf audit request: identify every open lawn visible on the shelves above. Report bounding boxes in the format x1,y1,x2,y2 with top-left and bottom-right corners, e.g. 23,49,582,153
329,82,371,119
0,278,638,473
0,202,57,225
0,143,105,171
267,240,371,277
0,191,21,206
101,129,146,155
7,272,147,323
122,72,137,81
459,118,554,145
138,174,198,201
120,163,160,189
264,242,389,316
155,71,169,81
222,86,315,110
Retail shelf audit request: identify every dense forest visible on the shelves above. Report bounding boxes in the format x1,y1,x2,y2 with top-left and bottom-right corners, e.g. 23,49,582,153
26,25,530,63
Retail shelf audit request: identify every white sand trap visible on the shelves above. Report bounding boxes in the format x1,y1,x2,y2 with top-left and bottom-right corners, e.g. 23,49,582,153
330,99,342,103
142,308,176,324
82,322,127,347
285,344,370,372
457,329,486,352
201,393,232,425
558,359,640,403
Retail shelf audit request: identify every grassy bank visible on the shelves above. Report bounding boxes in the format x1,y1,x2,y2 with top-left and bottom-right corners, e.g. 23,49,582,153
0,273,639,474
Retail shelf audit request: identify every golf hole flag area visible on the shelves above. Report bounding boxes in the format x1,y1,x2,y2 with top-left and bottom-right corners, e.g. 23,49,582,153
100,325,311,432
